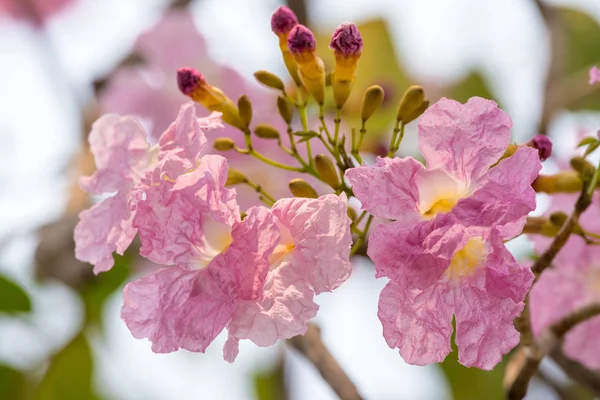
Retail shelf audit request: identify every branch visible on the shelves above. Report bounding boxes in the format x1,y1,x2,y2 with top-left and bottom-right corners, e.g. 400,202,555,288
288,324,363,400
505,303,600,399
551,348,600,396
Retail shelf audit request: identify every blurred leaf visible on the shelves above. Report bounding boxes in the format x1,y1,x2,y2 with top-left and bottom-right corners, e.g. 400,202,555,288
0,364,28,398
446,71,496,105
254,359,287,400
80,253,131,326
33,334,99,400
439,323,506,400
0,275,32,313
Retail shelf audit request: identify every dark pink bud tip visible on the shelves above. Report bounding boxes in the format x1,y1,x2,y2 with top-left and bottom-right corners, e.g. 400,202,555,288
177,67,204,95
529,135,553,161
287,25,316,55
330,22,363,57
271,6,298,35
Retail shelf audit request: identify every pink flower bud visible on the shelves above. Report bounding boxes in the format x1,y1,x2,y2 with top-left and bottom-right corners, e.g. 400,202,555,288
329,23,363,57
287,25,316,55
270,6,298,35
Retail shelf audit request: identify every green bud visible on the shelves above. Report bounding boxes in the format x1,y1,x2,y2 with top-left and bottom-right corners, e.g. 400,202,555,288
361,85,385,122
226,169,248,186
288,178,318,198
570,156,595,182
549,211,568,227
397,85,425,123
253,70,285,92
213,137,235,151
314,154,339,189
277,96,293,125
347,207,357,221
237,95,252,127
254,124,280,140
403,99,429,124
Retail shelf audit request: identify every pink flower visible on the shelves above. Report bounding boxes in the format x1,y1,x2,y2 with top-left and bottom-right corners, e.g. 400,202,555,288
530,193,600,369
121,191,352,361
74,102,221,274
589,66,600,85
345,97,541,369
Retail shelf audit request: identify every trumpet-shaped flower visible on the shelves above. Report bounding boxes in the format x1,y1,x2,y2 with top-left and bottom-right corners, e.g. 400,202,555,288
74,102,221,274
345,97,541,369
121,190,352,360
530,193,600,369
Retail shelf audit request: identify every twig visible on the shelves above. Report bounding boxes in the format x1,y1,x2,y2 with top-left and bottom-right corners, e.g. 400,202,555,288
536,368,576,400
288,324,363,400
505,303,600,399
551,348,600,396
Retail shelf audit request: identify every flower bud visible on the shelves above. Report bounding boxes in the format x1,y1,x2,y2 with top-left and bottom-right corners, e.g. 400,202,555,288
396,85,425,123
288,178,318,198
226,169,248,186
253,70,285,92
254,124,280,140
402,99,429,124
532,171,583,193
237,95,252,127
177,67,245,130
329,23,363,108
527,135,552,161
288,25,326,105
213,137,235,151
314,154,340,189
361,85,385,122
347,207,357,221
277,96,293,125
271,6,302,86
549,211,568,228
570,156,596,182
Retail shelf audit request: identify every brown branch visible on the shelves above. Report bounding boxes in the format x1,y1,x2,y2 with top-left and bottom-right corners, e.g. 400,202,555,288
551,348,600,396
288,324,363,400
505,303,600,399
536,369,577,400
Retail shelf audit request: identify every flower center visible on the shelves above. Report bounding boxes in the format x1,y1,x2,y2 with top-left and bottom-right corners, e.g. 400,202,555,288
195,216,233,269
446,238,487,281
268,223,296,269
417,169,467,219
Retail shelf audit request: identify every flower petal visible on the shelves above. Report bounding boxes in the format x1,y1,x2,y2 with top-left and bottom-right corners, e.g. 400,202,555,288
418,97,511,185
378,280,453,365
74,192,136,274
345,157,424,220
80,114,150,194
272,194,352,294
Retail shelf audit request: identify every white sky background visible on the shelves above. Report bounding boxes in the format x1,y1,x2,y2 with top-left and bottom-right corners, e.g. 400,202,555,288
1,0,600,399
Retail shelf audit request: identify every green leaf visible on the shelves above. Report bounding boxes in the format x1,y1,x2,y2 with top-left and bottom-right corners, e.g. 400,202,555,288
0,275,32,313
33,334,99,400
584,141,600,156
254,360,286,400
577,136,598,148
0,364,28,398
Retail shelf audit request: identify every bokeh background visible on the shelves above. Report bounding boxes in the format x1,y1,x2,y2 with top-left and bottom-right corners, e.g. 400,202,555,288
1,0,600,398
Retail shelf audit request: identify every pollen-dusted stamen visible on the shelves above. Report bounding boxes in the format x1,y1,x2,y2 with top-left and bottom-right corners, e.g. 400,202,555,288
270,6,298,36
527,135,553,161
330,22,363,58
177,67,204,96
288,24,316,55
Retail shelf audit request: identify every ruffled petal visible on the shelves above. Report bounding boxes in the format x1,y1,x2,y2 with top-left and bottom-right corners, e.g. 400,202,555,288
121,266,235,353
224,266,318,362
345,157,424,220
272,194,352,294
451,147,541,239
158,102,212,164
418,97,511,185
80,114,150,194
378,280,454,365
74,192,136,274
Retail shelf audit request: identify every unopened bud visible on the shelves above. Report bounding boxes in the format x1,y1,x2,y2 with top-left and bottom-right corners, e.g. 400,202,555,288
361,85,385,122
403,99,429,124
254,70,285,92
527,135,553,161
549,211,568,228
314,154,340,189
213,137,235,151
277,96,293,125
347,207,357,221
289,178,318,198
254,124,280,140
288,25,316,55
570,156,596,182
271,6,298,36
288,25,325,104
226,169,248,186
329,23,363,108
397,86,425,123
237,95,252,127
330,23,363,58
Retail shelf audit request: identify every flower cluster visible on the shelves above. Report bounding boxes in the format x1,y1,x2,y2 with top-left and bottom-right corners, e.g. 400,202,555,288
76,6,600,387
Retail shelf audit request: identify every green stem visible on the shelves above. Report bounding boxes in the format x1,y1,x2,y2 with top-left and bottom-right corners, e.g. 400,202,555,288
245,181,276,206
388,119,401,157
249,149,305,172
587,160,600,198
350,215,373,256
319,106,334,143
333,108,342,144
